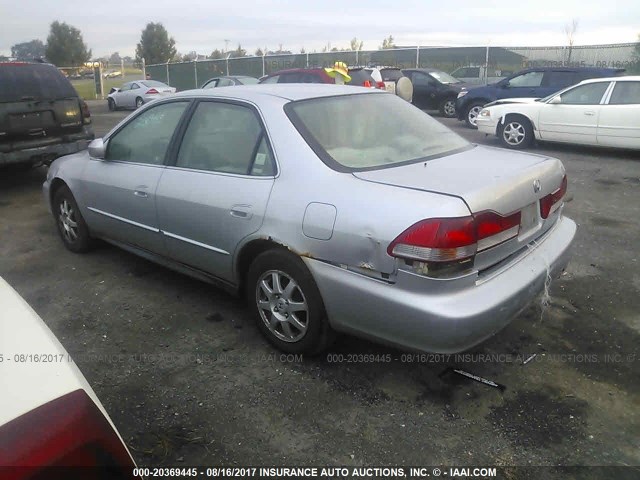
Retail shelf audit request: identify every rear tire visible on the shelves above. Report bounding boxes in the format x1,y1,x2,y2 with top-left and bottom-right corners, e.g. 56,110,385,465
52,186,93,253
246,248,334,355
464,101,485,128
439,98,457,118
108,98,116,111
135,97,144,109
498,115,534,149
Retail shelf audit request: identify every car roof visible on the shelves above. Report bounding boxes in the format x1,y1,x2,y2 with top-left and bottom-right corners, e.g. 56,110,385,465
579,75,640,84
403,68,444,73
267,68,327,75
173,84,383,102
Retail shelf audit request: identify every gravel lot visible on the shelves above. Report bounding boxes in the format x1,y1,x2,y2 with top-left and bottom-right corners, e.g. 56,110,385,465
1,100,639,470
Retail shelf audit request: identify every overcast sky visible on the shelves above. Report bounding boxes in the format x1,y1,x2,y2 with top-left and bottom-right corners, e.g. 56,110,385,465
1,0,639,57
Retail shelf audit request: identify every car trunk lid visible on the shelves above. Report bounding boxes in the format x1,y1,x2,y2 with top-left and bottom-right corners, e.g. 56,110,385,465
354,145,567,270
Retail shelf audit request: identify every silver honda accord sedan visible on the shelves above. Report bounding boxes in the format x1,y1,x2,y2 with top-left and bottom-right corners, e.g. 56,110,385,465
43,84,576,354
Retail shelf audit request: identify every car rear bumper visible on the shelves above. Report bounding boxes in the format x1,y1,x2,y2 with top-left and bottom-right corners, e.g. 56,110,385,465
0,127,94,167
305,216,577,353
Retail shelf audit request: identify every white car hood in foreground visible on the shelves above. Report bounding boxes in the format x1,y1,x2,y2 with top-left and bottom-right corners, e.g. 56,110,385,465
0,277,113,429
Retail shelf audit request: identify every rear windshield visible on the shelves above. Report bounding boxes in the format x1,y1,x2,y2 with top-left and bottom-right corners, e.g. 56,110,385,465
140,80,169,88
348,69,375,86
285,93,470,172
0,63,77,103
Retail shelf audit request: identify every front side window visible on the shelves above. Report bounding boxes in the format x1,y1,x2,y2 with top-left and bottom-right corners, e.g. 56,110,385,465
119,83,131,92
176,101,275,175
508,71,544,87
560,82,609,105
217,78,234,87
411,73,431,87
261,75,279,84
609,81,640,105
106,101,188,164
286,93,470,171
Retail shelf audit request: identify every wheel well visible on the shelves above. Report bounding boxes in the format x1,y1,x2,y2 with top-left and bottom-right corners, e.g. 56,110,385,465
49,178,68,207
499,113,536,134
236,239,288,296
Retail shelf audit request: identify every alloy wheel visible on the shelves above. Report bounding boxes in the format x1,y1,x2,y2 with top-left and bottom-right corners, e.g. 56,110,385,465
443,100,456,117
467,105,482,126
256,270,309,343
58,199,78,243
502,122,526,146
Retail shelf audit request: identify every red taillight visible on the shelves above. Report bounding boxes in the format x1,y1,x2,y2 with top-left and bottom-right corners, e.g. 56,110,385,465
376,81,385,89
540,175,567,219
388,210,522,265
363,80,372,88
146,88,159,94
79,100,91,124
0,389,139,479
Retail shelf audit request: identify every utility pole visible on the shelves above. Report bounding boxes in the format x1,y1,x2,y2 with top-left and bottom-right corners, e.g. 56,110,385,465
224,39,230,54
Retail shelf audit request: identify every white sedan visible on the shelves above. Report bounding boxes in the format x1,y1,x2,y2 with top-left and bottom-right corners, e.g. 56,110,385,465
0,276,139,476
476,76,640,150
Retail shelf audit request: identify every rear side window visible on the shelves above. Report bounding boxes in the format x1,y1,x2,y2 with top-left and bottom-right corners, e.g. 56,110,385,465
176,101,275,176
261,75,279,84
380,69,403,81
279,73,301,83
560,82,609,105
0,63,77,102
608,81,640,105
542,71,576,88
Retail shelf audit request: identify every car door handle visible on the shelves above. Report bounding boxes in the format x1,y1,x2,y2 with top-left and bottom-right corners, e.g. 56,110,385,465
230,205,253,219
133,190,148,198
584,111,595,116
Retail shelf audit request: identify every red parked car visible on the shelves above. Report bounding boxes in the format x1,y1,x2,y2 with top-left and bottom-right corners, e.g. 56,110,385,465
259,67,379,88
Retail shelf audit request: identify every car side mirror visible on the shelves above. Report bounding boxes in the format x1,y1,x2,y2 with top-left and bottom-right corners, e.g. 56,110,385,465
88,138,106,159
549,96,562,104
501,81,510,88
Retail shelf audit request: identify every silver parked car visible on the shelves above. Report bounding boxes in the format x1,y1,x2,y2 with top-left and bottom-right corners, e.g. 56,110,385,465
43,85,576,354
107,80,176,110
201,75,259,88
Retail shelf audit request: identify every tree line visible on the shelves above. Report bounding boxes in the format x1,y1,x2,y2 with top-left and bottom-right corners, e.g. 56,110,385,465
7,21,399,67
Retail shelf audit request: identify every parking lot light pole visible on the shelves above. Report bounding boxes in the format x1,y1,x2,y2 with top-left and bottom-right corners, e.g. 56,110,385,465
225,53,231,76
416,45,420,68
194,57,198,88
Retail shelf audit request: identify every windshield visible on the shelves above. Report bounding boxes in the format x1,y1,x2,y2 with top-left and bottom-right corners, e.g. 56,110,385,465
286,93,470,171
429,70,462,84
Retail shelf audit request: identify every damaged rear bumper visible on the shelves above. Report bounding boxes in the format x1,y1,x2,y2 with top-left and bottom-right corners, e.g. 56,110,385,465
305,216,577,353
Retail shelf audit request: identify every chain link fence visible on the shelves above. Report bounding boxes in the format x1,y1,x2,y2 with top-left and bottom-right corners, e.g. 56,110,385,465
146,43,640,90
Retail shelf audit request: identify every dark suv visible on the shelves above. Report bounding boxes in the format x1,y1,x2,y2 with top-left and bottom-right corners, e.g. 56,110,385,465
0,62,94,169
402,68,470,117
456,66,626,127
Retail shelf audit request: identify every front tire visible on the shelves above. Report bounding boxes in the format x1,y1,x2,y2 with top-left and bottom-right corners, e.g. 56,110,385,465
498,115,534,149
135,97,144,109
108,98,116,111
52,186,93,253
464,101,485,128
246,248,334,354
439,98,457,118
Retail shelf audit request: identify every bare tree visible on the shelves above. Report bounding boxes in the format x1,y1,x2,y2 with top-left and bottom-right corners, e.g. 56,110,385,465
564,19,579,65
350,37,364,51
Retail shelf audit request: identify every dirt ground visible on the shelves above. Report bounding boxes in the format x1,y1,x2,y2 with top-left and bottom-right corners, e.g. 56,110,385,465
1,101,638,474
